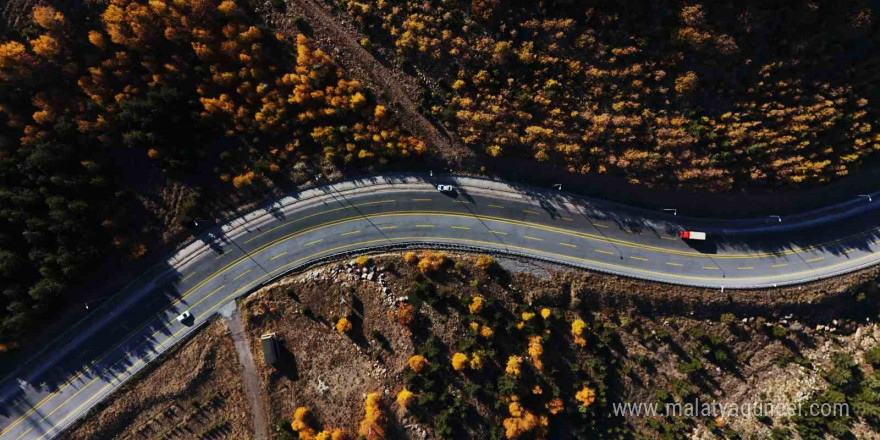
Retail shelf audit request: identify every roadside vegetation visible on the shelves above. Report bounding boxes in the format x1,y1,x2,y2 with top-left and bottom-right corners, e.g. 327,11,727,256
239,252,880,440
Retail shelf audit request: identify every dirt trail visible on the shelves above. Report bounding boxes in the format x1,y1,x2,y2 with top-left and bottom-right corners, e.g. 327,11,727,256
223,303,268,440
256,0,474,169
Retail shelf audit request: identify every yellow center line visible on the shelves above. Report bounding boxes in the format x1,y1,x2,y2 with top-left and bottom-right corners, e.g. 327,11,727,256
11,209,880,436
488,204,504,208
772,263,789,268
560,217,573,221
412,198,431,202
453,200,469,204
270,252,287,261
666,262,683,267
559,243,577,248
805,256,824,263
16,427,32,439
340,230,360,236
702,266,719,270
595,249,614,255
524,236,543,241
738,266,754,270
629,256,648,261
592,223,609,229
415,224,435,228
490,230,508,235
523,210,540,215
243,199,396,244
233,269,252,281
180,272,196,282
378,226,397,230
451,226,471,230
24,232,880,438
214,250,230,260
304,239,323,247
661,237,678,241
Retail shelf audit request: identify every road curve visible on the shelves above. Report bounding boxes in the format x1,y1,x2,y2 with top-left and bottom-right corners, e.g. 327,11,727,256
0,175,878,440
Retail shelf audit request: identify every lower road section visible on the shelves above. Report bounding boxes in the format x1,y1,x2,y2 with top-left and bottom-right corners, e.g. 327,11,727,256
0,176,878,439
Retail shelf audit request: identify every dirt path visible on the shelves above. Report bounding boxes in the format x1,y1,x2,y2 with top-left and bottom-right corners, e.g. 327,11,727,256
222,302,268,440
254,0,474,169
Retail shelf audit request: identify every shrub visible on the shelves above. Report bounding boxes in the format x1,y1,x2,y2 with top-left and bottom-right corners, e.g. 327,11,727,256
408,355,428,372
772,325,787,338
291,407,316,437
335,317,353,333
355,256,372,267
396,388,415,409
469,353,483,370
404,251,419,264
358,392,386,440
468,296,484,314
575,386,596,408
479,325,494,338
571,319,587,347
475,255,496,272
505,355,523,377
417,251,450,274
546,397,564,415
394,303,415,326
451,352,468,371
720,313,737,325
528,336,544,371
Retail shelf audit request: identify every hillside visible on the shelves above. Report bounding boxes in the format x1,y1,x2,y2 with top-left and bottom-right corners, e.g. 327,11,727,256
57,252,880,440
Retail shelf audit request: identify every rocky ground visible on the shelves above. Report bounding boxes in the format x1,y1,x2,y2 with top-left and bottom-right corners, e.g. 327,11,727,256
56,251,879,440
239,252,880,440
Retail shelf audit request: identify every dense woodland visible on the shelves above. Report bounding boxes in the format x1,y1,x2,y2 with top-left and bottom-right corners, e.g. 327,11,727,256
338,0,880,188
0,0,424,344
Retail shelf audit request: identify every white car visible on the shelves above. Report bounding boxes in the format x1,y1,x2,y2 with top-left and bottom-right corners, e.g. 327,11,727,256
176,311,192,323
436,184,454,192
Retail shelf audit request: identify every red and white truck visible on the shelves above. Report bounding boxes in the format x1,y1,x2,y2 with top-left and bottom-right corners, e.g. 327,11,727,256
679,230,707,240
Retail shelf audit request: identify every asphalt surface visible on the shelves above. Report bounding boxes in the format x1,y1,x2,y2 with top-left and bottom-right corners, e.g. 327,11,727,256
0,175,878,440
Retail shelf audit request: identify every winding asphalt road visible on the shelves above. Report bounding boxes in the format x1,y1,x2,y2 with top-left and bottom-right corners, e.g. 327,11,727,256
0,175,878,439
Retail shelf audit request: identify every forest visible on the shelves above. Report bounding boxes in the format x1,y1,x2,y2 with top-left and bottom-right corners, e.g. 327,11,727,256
337,0,879,188
0,0,424,345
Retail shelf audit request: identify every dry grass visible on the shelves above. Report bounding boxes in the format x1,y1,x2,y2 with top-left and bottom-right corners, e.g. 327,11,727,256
57,319,253,440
